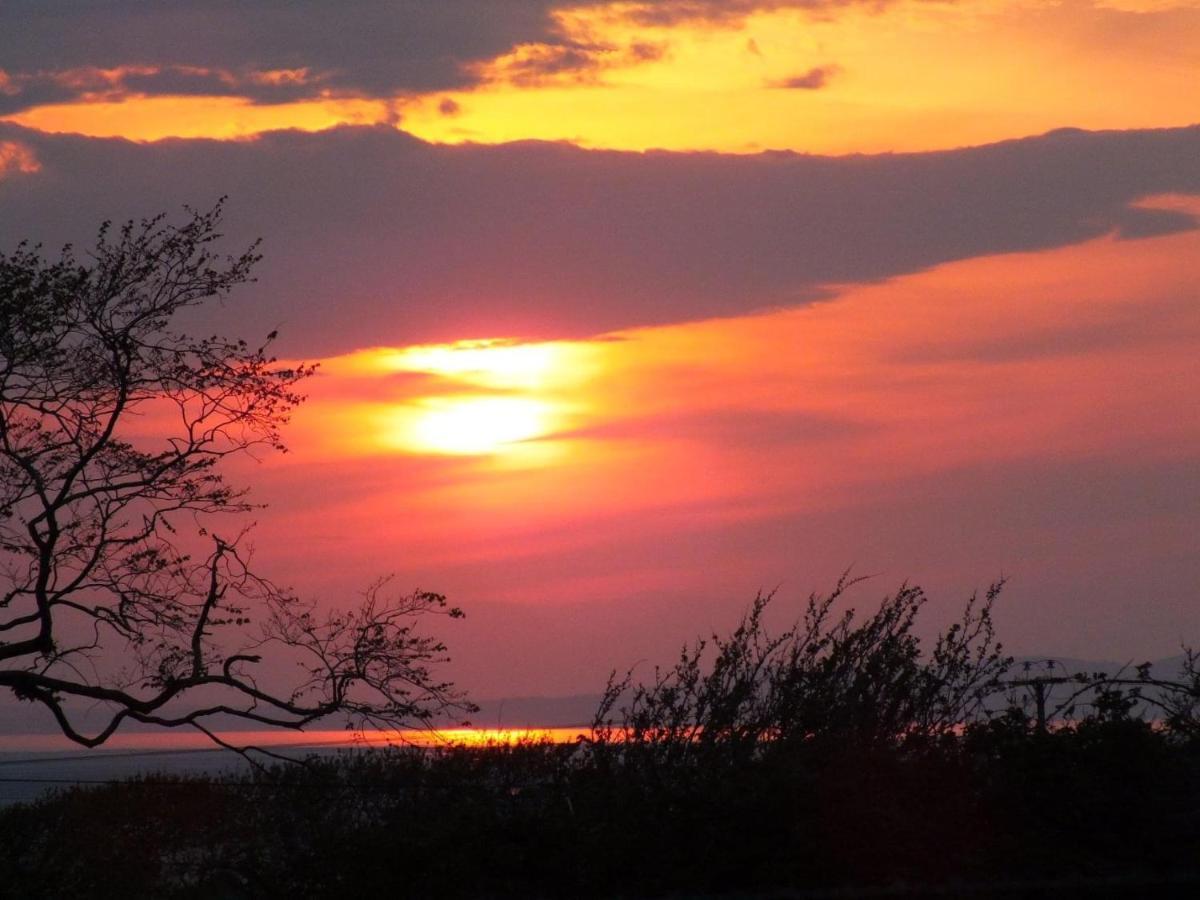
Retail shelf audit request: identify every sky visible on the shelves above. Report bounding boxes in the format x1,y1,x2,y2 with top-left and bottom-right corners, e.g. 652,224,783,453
1,0,1198,702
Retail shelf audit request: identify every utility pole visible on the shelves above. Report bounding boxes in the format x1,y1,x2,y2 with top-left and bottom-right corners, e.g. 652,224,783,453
1000,675,1073,734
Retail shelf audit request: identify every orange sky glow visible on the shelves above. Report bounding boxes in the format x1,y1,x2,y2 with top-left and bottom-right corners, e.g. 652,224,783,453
6,1,1199,153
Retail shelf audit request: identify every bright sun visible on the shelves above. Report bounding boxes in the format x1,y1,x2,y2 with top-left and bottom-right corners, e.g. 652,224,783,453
407,396,552,455
331,338,596,457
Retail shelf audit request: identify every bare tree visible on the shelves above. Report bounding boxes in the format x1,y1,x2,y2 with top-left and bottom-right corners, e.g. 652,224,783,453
0,202,473,754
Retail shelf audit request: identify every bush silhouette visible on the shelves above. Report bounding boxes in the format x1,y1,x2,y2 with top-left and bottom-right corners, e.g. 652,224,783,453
5,579,1199,898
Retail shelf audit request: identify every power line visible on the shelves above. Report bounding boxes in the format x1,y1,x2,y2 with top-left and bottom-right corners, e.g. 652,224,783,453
0,743,334,767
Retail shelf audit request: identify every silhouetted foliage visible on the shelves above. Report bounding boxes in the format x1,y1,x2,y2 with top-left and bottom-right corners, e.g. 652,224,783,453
4,581,1200,898
0,204,472,753
592,576,1011,767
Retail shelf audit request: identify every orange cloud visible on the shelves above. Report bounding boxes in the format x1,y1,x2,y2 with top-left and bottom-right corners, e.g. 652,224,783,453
0,139,38,177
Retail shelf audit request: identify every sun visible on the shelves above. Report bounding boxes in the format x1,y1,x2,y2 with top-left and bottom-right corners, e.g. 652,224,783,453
324,338,597,457
406,396,552,455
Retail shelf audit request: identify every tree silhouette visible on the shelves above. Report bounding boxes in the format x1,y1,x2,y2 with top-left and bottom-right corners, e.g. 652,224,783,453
589,576,1015,785
0,202,472,753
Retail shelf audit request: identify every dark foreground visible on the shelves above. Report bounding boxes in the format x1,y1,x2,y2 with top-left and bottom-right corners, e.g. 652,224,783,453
2,718,1199,899
6,580,1200,898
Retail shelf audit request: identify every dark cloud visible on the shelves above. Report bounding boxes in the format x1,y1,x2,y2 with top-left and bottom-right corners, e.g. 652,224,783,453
0,1,885,112
0,0,563,111
491,43,608,87
0,123,1196,355
438,97,462,117
0,64,334,116
489,39,670,87
612,0,864,27
770,64,839,89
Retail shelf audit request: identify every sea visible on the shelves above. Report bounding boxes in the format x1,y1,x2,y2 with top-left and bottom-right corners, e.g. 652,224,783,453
0,726,592,807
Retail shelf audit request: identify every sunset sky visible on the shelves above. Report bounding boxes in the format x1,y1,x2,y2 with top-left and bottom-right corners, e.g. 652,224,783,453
1,0,1198,701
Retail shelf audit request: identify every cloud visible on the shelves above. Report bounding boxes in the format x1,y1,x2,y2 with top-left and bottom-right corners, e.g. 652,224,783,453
480,39,670,87
0,64,336,116
0,123,1196,355
0,139,39,177
481,43,613,87
609,0,872,27
252,449,1200,690
554,409,870,446
0,1,887,113
770,65,840,89
0,0,564,112
890,293,1197,365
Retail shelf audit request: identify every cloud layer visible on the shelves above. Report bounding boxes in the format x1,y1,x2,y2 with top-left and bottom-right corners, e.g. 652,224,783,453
2,123,1196,354
0,1,562,113
0,1,870,113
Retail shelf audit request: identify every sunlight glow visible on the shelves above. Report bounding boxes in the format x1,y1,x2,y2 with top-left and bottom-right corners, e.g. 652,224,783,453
382,339,570,390
316,339,600,457
404,396,555,456
294,339,598,458
0,728,590,753
5,94,395,141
